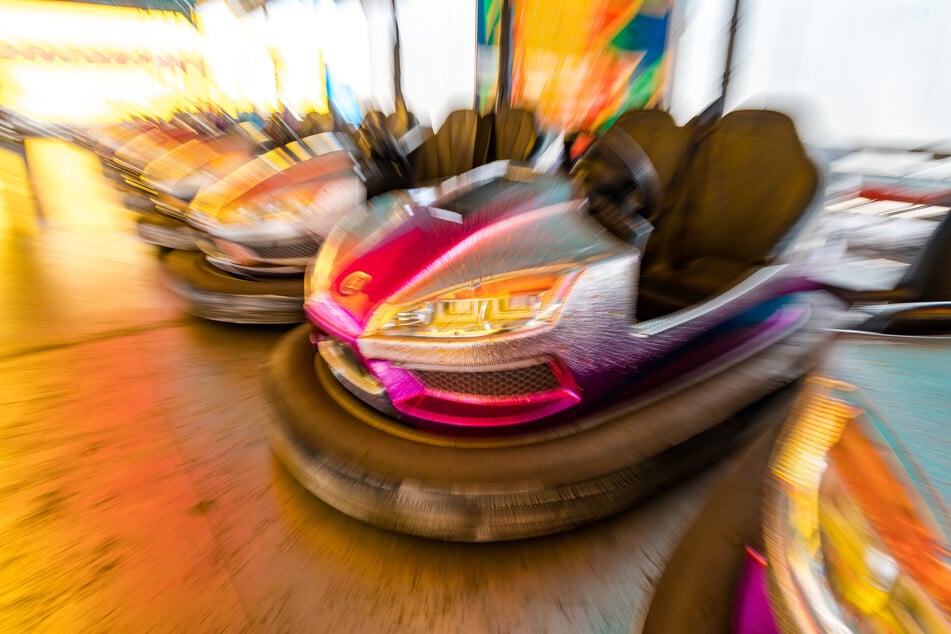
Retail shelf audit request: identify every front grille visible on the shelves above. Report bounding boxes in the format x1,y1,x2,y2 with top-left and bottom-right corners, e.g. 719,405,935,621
247,238,320,260
412,363,561,396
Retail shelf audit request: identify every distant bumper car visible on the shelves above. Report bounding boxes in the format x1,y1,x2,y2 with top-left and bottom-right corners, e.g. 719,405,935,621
160,130,366,323
1,108,76,142
262,110,848,541
0,108,25,148
100,123,205,213
162,107,556,324
133,111,336,249
134,121,283,250
95,112,252,215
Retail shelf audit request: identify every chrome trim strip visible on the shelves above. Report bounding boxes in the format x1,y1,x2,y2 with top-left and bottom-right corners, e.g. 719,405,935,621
393,356,552,373
317,339,385,396
632,265,788,337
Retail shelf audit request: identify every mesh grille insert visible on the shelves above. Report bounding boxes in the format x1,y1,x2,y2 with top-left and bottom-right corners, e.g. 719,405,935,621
248,239,319,260
412,363,560,396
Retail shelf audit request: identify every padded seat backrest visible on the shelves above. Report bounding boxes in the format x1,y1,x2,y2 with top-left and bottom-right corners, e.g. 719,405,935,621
413,109,492,183
361,110,387,130
299,112,334,136
668,110,818,268
491,108,538,162
611,110,693,196
385,109,418,139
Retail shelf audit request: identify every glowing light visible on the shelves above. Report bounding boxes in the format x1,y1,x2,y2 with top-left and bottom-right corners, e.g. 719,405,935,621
0,0,207,123
764,378,951,633
369,269,578,338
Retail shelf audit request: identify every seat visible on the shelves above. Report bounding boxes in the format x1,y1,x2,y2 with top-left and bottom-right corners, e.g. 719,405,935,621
410,108,549,184
638,110,820,319
413,109,492,183
490,108,538,162
385,107,418,139
892,210,951,302
611,109,694,213
298,112,334,136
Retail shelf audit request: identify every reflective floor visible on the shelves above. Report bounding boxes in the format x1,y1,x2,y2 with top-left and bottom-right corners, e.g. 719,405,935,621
0,140,728,633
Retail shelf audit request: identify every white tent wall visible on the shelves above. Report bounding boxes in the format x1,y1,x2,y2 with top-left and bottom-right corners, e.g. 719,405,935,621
395,0,477,129
733,0,951,148
666,0,734,125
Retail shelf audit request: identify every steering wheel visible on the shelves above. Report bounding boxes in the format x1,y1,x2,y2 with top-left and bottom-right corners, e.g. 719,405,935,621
570,126,663,224
360,112,411,178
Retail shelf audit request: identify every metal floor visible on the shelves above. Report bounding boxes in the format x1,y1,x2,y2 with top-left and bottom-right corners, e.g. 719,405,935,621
0,140,728,633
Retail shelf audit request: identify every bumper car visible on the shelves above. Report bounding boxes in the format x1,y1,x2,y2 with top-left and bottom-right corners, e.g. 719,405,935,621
160,130,366,323
98,121,206,213
161,107,557,324
262,109,848,541
641,209,951,633
0,107,25,148
0,108,76,142
642,304,951,634
96,112,248,213
133,120,285,250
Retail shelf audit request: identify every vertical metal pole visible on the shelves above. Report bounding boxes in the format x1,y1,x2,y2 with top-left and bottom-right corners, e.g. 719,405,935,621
390,0,404,110
495,0,514,110
720,0,742,110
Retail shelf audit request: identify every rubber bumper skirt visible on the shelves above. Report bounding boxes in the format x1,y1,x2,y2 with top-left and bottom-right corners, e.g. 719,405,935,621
161,249,304,324
136,213,202,251
262,309,828,542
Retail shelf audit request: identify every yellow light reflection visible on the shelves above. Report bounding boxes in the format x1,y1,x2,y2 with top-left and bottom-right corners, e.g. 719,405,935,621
0,144,39,238
0,0,206,123
24,138,124,230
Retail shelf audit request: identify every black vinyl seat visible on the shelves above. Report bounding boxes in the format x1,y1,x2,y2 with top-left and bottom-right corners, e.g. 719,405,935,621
837,209,951,305
898,210,951,302
637,110,820,319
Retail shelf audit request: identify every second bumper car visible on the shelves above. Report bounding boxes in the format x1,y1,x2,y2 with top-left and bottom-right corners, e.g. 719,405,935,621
135,114,333,250
160,130,366,323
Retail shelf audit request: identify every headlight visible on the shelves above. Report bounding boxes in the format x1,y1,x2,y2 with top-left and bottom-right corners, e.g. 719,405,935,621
764,378,950,633
366,268,579,338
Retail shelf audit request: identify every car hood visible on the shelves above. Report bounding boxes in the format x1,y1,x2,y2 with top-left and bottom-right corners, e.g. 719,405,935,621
187,132,356,224
142,134,261,185
307,162,631,333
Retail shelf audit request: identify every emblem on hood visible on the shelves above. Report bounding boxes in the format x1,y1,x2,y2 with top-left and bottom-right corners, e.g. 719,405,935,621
339,271,372,296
